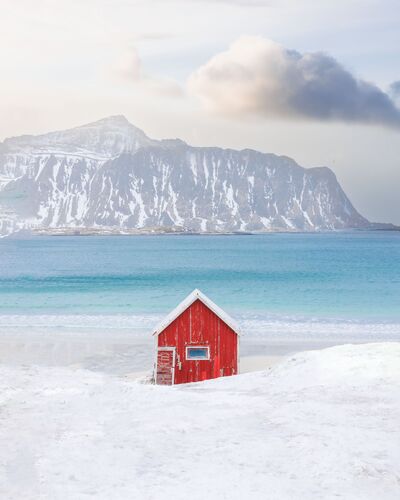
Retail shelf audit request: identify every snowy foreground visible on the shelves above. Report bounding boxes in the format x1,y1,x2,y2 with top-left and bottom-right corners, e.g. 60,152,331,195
1,343,400,500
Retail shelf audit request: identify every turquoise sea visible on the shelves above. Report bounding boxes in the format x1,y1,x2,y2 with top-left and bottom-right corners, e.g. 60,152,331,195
0,232,399,340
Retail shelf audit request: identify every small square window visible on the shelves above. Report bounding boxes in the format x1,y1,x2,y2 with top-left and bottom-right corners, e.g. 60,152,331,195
186,346,210,360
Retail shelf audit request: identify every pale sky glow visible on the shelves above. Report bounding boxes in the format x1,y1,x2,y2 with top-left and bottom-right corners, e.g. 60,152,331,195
1,0,400,223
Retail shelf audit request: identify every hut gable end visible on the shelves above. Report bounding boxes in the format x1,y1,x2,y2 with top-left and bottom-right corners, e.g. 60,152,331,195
152,289,240,337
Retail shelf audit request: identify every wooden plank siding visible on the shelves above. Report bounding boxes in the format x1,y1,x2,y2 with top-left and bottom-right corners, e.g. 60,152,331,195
157,299,238,385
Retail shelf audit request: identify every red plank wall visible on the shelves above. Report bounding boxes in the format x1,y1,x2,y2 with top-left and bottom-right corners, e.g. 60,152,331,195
157,299,238,384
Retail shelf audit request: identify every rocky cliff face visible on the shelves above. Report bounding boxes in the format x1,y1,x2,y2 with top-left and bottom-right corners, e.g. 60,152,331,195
0,115,373,236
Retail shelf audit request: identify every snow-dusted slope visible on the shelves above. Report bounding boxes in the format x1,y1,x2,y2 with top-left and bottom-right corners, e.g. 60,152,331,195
1,115,153,158
0,116,375,235
0,343,399,499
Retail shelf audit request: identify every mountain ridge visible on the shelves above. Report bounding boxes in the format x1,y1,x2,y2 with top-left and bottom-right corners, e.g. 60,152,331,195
0,115,394,236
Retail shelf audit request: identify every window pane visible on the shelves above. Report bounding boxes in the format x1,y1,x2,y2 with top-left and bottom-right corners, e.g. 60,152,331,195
187,347,209,359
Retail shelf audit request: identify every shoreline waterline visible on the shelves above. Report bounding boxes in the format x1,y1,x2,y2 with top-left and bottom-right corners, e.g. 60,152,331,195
0,320,398,376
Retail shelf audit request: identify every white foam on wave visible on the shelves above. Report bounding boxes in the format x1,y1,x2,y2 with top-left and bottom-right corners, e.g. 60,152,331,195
238,314,400,340
0,314,161,332
0,313,399,340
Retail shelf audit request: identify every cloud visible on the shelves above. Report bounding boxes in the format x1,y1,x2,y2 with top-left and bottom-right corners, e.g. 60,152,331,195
389,81,400,100
112,47,183,98
150,0,270,5
185,0,270,5
113,48,142,81
188,37,400,128
133,32,174,41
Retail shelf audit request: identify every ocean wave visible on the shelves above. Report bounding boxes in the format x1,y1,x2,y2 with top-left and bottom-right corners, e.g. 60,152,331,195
236,313,400,339
0,313,399,340
0,314,161,331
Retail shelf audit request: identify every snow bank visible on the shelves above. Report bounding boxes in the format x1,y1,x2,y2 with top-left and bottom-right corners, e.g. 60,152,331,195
0,343,399,500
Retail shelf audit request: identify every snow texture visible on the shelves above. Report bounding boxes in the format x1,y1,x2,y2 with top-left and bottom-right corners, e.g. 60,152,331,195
0,116,376,236
0,342,399,499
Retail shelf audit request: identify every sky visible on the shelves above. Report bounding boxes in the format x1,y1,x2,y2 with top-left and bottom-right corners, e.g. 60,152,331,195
1,0,400,224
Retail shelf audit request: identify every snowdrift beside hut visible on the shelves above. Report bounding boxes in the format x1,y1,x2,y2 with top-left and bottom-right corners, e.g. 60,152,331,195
0,343,399,499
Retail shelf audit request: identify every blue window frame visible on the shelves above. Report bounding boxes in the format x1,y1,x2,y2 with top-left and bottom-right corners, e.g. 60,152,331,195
186,346,210,360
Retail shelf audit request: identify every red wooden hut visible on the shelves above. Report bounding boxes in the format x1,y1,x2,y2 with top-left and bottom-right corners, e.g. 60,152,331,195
153,289,240,385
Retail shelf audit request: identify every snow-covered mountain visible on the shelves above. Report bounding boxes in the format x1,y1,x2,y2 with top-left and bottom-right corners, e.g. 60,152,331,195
0,115,386,236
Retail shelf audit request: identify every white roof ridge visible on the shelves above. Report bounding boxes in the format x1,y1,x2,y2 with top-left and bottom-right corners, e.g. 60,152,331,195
152,289,241,336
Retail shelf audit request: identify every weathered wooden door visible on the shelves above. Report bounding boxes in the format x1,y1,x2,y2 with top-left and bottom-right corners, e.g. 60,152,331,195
156,347,176,385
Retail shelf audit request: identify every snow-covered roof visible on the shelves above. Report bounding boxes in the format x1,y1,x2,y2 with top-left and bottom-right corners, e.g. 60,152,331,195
152,289,241,336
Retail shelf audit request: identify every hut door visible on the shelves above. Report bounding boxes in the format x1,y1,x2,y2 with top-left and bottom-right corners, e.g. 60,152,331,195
156,347,176,385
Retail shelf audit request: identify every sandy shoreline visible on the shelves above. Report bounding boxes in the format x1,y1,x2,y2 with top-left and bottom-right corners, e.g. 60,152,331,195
0,330,397,376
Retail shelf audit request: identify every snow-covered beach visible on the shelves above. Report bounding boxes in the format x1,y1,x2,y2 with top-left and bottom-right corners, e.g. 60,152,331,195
1,340,400,499
1,234,399,498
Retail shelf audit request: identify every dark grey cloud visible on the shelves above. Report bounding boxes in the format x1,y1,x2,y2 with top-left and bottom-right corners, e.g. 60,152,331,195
389,81,400,99
189,37,400,128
